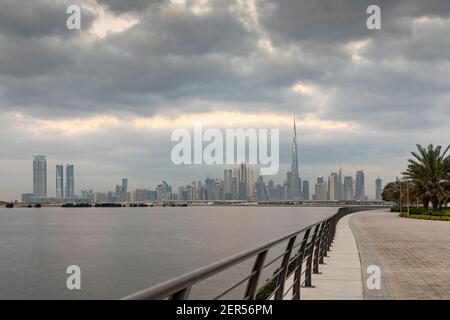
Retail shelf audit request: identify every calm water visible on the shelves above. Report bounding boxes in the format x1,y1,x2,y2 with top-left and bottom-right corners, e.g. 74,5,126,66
0,206,337,299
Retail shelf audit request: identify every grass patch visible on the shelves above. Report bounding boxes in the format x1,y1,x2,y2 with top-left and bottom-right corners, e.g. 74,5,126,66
399,213,450,221
392,207,450,216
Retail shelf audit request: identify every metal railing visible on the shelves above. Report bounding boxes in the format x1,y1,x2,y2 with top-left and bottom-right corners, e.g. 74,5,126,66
122,206,383,300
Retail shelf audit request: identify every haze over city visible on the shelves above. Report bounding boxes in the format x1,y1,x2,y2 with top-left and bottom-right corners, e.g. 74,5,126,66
1,0,450,200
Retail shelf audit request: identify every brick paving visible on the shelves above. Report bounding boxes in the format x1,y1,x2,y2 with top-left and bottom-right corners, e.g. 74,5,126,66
350,209,450,299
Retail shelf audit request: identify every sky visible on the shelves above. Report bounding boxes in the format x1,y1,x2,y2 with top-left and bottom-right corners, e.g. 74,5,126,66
0,0,449,201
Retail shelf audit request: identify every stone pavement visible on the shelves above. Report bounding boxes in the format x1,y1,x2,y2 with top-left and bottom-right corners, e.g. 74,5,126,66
283,212,364,300
350,209,450,299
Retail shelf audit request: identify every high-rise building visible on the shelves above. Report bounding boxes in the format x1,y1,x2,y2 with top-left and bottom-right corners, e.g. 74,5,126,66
256,176,266,201
314,177,327,201
290,116,300,199
338,163,344,200
344,176,354,200
238,163,247,200
224,169,232,200
65,164,74,198
56,164,64,198
122,178,128,195
329,172,339,200
302,180,309,200
33,154,47,197
355,170,365,201
247,166,254,199
286,171,292,198
375,177,382,201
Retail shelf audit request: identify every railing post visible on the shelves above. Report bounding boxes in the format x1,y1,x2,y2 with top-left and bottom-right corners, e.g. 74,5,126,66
244,250,268,300
328,216,336,250
320,220,331,263
313,222,325,273
293,228,311,300
274,235,296,300
169,287,191,300
304,224,320,287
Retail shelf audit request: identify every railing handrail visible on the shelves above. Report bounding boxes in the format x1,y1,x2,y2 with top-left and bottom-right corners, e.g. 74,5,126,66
122,206,386,300
122,214,331,300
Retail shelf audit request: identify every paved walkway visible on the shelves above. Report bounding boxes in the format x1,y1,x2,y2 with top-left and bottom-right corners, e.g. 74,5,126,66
283,212,364,300
350,209,450,299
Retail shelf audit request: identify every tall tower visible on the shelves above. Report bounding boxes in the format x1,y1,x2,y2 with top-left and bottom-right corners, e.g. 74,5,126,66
56,164,64,198
375,177,382,201
290,116,300,199
65,164,74,198
33,154,47,197
355,170,365,201
338,162,343,200
238,163,247,200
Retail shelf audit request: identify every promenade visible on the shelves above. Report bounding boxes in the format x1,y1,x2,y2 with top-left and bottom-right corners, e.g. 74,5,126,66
350,209,450,299
290,209,450,300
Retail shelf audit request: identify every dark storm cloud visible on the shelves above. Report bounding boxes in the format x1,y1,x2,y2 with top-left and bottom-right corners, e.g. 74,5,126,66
0,0,95,39
96,0,167,14
258,0,450,44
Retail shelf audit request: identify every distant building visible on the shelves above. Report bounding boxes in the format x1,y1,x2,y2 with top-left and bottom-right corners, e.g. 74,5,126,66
290,117,300,199
247,166,254,199
302,180,309,200
80,190,94,202
314,176,327,201
33,154,47,197
224,169,232,200
375,177,382,201
329,173,339,201
344,176,354,200
256,176,267,201
94,192,107,203
22,193,36,203
355,170,365,201
56,164,64,198
122,178,128,196
238,163,247,200
65,164,74,198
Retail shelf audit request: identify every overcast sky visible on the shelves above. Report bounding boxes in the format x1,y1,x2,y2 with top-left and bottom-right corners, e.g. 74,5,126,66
1,0,449,200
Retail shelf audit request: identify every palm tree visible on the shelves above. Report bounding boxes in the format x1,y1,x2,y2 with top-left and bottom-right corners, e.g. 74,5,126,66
403,144,450,210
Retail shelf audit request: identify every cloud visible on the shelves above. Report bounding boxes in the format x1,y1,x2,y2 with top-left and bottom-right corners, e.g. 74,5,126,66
0,0,450,200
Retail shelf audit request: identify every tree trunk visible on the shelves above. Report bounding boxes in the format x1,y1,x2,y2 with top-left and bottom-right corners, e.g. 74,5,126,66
432,197,439,210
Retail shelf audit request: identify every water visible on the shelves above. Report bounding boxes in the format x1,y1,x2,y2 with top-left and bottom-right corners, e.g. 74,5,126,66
0,206,337,299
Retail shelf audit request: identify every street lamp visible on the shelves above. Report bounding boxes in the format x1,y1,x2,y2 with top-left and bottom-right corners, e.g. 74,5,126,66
406,179,410,216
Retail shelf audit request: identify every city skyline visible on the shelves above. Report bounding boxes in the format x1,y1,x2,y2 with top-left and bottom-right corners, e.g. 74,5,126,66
19,120,382,203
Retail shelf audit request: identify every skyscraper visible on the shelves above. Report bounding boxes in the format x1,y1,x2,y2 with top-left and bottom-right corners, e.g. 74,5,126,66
224,169,232,200
65,164,74,198
33,154,47,197
314,176,327,201
329,172,338,200
375,177,382,201
256,176,266,201
238,163,247,200
355,170,365,201
56,164,64,198
290,116,300,199
344,176,354,200
302,180,309,200
122,178,128,194
247,166,254,199
338,163,343,200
